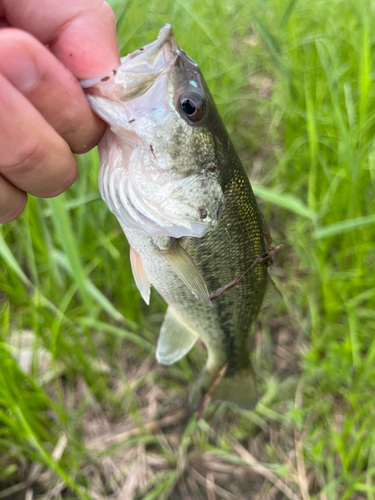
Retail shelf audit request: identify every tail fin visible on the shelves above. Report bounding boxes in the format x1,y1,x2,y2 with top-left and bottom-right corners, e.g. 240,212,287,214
211,372,257,409
189,365,257,411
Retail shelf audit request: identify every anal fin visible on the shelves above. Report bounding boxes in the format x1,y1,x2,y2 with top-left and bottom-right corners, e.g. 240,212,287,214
130,247,151,305
161,240,211,306
156,307,198,365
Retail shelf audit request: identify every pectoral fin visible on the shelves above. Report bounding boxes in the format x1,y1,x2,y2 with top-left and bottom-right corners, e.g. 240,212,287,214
156,307,198,365
130,247,151,305
161,241,211,306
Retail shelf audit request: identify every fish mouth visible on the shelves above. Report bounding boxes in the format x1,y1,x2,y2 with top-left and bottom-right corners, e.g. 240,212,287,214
122,24,178,67
80,24,178,99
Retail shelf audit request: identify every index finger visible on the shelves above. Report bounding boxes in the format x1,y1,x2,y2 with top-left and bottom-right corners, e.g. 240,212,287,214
2,0,120,79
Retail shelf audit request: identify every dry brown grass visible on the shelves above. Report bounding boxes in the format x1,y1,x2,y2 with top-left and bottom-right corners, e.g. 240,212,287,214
0,313,326,500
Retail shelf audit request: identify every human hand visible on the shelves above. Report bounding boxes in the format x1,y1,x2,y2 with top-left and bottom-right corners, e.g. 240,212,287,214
0,0,120,223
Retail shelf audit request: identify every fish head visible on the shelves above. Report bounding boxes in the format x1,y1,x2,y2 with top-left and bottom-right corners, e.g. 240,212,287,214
82,25,225,238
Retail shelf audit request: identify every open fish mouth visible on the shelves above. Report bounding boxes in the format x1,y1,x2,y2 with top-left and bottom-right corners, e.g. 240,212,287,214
80,25,179,101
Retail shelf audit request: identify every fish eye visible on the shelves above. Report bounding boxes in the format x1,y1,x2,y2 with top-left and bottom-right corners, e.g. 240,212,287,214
179,93,205,122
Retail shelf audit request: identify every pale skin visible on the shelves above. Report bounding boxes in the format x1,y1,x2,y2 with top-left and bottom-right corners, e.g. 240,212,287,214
0,0,120,223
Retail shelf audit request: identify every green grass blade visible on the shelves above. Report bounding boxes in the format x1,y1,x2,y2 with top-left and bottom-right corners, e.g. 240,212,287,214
253,185,316,219
77,317,153,350
47,196,94,314
313,213,375,239
51,250,123,321
0,232,32,287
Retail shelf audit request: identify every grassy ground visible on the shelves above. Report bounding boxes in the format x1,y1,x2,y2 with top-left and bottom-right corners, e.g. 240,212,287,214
1,0,375,498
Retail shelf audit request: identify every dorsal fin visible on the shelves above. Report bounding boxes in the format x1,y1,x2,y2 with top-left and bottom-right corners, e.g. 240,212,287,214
258,207,273,250
259,274,286,316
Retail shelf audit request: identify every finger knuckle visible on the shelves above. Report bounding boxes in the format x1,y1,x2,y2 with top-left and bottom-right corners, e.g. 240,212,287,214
0,136,47,179
0,197,27,223
0,28,38,50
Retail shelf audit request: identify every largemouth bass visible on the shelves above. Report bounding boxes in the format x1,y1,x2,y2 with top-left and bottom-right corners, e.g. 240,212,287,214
81,25,269,410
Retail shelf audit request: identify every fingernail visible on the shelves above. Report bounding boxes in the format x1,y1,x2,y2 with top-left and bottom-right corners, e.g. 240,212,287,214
1,46,38,92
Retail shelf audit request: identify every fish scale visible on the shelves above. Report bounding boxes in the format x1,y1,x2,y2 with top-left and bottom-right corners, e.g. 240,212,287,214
180,147,268,378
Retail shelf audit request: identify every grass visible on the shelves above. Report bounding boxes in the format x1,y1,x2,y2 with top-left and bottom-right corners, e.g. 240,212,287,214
1,0,375,498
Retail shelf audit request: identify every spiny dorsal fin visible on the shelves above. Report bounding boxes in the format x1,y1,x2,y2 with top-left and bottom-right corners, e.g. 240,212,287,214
161,240,212,306
258,207,273,250
156,307,198,365
130,247,151,305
